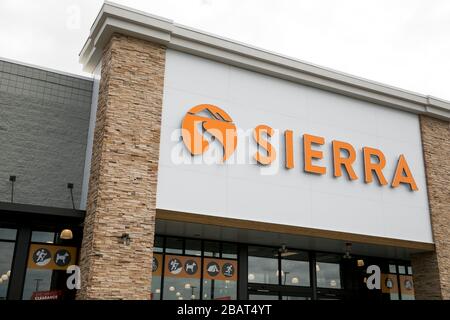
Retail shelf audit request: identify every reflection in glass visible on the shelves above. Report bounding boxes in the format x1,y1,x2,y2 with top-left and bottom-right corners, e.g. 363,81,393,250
203,279,237,300
31,231,55,243
407,266,413,275
390,292,400,300
388,264,396,273
0,239,15,300
151,275,161,300
22,269,52,300
150,238,239,300
398,265,406,275
281,251,310,287
248,246,279,285
163,277,200,300
402,293,414,300
0,228,17,241
22,269,73,300
316,254,342,289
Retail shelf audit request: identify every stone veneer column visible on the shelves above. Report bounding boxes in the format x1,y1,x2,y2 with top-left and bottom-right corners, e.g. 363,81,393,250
411,115,450,300
77,34,166,299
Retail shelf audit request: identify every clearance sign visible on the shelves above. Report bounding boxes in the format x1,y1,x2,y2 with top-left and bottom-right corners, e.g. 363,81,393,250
181,104,418,191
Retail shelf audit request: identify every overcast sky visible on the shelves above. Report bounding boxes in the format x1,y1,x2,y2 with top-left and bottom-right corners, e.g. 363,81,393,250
1,0,449,100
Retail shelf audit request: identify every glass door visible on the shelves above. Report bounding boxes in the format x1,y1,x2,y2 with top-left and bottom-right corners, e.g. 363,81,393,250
247,245,312,300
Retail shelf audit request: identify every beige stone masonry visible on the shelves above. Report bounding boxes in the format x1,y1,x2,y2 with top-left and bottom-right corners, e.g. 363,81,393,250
411,116,450,300
77,34,166,299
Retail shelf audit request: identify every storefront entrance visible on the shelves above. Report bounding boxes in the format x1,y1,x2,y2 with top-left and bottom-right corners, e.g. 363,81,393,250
0,202,84,300
152,235,416,301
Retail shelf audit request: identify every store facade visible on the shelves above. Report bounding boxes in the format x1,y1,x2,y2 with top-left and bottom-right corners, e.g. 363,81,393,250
0,57,92,300
1,2,450,300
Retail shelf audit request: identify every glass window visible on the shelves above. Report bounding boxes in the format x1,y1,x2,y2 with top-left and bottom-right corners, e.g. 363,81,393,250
399,275,414,300
150,253,163,300
281,251,310,287
153,236,164,253
163,276,201,301
0,228,16,300
31,231,55,243
151,276,162,300
0,228,17,241
407,266,413,275
150,237,239,300
316,253,342,289
398,265,406,275
203,278,237,300
385,273,400,300
401,294,414,300
162,255,201,300
165,237,183,254
203,258,237,300
222,243,238,259
203,241,220,257
388,264,397,273
185,239,201,256
22,269,56,300
248,246,279,285
22,234,78,300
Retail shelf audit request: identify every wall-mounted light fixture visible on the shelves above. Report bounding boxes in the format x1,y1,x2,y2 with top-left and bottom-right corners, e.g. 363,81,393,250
120,233,131,246
9,175,16,203
67,183,75,209
343,242,352,259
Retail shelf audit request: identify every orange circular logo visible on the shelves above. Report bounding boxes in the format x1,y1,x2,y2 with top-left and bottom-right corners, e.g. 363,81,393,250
181,104,237,161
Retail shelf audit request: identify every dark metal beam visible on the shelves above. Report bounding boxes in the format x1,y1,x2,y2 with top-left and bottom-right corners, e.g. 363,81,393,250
0,201,85,220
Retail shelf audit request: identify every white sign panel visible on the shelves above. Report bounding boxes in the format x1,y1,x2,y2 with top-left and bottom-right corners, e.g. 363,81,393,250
156,49,433,243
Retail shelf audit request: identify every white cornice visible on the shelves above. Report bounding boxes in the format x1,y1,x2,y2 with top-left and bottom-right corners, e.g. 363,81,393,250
80,1,450,121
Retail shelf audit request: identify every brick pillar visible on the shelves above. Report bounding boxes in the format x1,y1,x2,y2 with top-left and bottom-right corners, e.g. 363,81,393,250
77,34,166,299
411,116,450,300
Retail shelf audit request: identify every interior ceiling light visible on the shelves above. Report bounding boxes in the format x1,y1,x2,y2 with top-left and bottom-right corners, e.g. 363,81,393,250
60,229,73,240
276,244,298,257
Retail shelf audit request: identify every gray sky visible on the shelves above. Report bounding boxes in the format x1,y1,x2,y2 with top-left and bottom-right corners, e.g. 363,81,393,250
1,0,449,100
